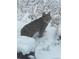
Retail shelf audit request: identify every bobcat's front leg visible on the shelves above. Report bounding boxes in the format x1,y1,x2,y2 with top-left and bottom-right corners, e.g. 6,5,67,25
38,24,47,37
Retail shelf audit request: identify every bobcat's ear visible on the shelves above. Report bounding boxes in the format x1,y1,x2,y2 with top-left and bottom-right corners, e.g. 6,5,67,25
48,12,50,15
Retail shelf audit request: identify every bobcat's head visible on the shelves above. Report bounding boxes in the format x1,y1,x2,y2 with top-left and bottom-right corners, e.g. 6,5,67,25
42,12,51,23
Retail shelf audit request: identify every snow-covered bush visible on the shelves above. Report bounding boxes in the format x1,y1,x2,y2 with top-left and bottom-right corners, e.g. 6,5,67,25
17,0,61,21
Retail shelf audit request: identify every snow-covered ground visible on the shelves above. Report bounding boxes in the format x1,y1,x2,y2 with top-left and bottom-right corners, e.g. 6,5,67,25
17,0,61,59
35,24,61,59
17,23,61,59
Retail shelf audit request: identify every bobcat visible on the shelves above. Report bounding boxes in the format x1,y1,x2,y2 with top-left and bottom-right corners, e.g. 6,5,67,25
21,12,51,37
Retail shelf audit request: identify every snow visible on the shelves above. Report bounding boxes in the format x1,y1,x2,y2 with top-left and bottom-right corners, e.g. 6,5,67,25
17,36,35,55
35,23,61,59
35,45,61,59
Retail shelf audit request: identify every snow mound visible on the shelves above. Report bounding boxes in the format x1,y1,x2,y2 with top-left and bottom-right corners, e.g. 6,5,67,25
17,36,36,55
35,45,61,59
35,23,60,59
